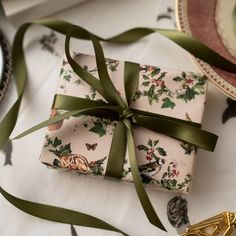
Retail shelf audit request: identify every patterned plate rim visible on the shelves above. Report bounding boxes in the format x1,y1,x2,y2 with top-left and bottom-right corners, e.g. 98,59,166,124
0,29,12,104
176,0,236,100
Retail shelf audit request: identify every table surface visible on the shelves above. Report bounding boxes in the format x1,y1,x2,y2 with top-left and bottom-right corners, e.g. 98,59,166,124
0,1,235,236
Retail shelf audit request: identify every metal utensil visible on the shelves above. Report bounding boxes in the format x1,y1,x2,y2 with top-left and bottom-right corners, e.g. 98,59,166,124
0,1,15,104
180,212,236,236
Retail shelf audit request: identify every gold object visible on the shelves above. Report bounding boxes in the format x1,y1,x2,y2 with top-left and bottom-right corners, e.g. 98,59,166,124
180,212,236,236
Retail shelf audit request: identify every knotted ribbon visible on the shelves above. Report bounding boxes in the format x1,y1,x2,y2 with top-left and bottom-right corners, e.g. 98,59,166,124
0,19,236,235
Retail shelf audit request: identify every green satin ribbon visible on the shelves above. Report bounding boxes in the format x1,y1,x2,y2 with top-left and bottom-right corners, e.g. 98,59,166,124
1,18,236,235
0,186,128,235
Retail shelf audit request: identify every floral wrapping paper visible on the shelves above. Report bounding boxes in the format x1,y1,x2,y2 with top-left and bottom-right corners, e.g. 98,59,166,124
40,53,207,193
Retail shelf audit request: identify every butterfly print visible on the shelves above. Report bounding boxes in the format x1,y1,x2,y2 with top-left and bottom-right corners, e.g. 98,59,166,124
85,143,98,151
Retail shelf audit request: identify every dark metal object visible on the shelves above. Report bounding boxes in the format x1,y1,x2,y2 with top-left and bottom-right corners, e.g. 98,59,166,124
167,195,190,233
0,30,12,103
70,225,78,236
156,7,176,27
222,98,236,124
2,140,12,166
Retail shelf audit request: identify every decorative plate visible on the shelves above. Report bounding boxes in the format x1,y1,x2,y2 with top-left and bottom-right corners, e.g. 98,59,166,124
0,30,11,103
176,0,236,100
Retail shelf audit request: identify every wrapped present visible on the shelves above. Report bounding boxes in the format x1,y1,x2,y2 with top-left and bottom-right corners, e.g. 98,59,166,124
3,18,236,235
40,52,208,193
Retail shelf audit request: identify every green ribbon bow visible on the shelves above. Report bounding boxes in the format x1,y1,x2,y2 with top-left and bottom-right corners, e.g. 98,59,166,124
0,19,236,235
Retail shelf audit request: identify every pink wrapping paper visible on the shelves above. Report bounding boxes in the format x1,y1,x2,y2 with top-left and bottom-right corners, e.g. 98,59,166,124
40,53,207,193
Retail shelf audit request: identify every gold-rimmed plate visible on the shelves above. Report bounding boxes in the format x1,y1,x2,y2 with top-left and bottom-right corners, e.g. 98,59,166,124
176,0,236,100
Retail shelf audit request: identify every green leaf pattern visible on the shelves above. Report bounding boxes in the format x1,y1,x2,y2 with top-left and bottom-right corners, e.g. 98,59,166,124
41,57,206,193
160,161,192,192
137,138,167,162
43,136,107,176
180,142,197,155
60,58,120,100
134,65,206,109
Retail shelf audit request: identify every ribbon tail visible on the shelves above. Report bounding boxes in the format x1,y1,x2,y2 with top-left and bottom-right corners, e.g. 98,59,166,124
105,121,127,179
106,27,236,74
0,22,31,150
52,94,109,110
12,106,117,140
123,119,166,232
156,29,236,74
0,96,22,149
135,114,217,152
0,187,128,236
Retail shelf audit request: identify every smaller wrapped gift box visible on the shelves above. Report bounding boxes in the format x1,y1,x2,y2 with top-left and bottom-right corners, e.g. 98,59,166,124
40,53,207,193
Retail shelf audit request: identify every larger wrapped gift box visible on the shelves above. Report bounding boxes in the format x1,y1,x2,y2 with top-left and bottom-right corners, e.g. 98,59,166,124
40,53,207,193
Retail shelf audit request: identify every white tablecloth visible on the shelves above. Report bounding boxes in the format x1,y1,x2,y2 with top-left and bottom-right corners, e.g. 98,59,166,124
0,1,235,236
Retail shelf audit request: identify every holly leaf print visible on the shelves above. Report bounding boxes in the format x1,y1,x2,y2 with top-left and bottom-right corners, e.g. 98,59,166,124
60,68,64,76
48,138,72,157
173,76,184,82
166,179,177,189
44,135,52,147
151,68,160,77
52,137,62,148
180,142,196,155
133,90,142,101
161,97,176,109
192,84,204,95
142,81,150,87
147,84,157,104
196,76,206,86
173,71,185,82
137,145,149,151
53,159,61,167
91,92,96,100
177,173,192,189
109,65,117,72
156,147,167,156
74,78,84,86
162,172,168,179
142,74,150,80
63,74,71,82
148,139,153,147
185,87,195,101
153,140,159,147
152,153,159,161
108,63,119,72
89,157,107,175
158,72,167,80
153,140,159,146
58,143,72,155
89,121,106,137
